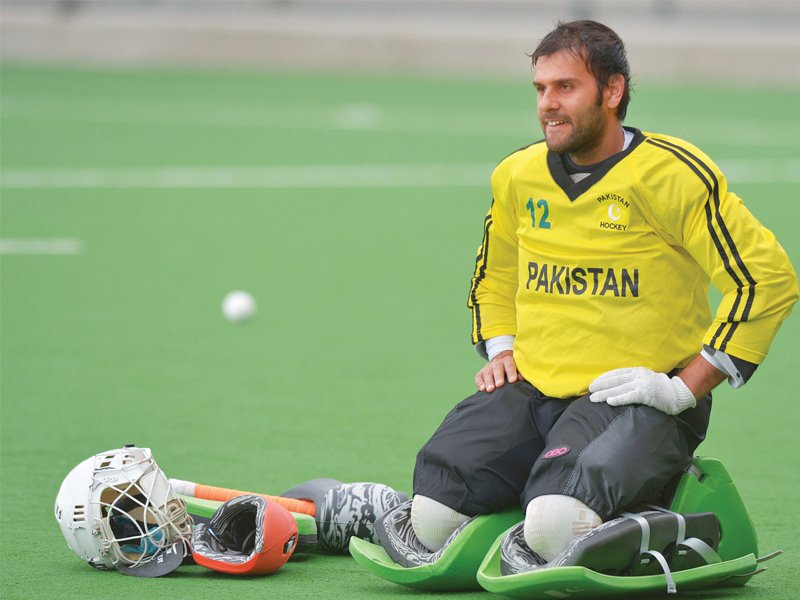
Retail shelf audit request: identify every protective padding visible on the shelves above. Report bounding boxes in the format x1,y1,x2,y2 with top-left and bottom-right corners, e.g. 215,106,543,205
283,479,408,553
501,511,721,577
349,509,523,591
191,495,297,575
477,553,757,598
411,494,469,552
668,457,758,564
182,495,317,553
477,456,761,597
523,495,602,561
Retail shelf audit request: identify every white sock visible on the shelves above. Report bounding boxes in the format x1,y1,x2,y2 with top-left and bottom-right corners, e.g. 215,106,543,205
523,494,602,561
410,495,469,552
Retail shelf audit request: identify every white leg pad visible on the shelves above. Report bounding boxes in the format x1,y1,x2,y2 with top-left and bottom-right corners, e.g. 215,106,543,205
410,494,469,552
523,494,602,561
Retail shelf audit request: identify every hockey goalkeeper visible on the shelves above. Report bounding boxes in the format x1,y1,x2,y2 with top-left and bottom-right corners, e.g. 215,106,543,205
407,20,798,565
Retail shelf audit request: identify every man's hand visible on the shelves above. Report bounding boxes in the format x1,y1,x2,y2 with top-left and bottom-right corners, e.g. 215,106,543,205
475,350,524,393
588,367,696,415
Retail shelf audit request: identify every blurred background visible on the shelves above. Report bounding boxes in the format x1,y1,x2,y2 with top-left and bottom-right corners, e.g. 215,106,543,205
3,0,800,82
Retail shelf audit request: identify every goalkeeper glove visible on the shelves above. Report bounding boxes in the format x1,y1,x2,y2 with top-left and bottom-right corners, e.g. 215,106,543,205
192,495,298,575
589,367,696,416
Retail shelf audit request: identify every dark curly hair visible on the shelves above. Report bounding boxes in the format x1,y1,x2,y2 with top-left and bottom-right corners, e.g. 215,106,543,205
532,20,632,121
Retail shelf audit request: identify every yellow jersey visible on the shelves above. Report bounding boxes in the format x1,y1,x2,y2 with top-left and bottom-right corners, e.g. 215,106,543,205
469,128,799,398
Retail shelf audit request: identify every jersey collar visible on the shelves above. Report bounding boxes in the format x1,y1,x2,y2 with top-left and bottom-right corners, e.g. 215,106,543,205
546,127,645,201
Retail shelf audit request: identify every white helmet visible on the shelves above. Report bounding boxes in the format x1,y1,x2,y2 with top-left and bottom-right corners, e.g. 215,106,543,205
54,446,192,576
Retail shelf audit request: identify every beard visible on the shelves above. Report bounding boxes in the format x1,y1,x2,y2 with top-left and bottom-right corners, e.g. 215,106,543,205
541,99,608,160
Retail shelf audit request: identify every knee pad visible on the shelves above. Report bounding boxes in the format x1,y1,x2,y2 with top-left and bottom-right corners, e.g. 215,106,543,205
523,494,601,561
410,495,469,552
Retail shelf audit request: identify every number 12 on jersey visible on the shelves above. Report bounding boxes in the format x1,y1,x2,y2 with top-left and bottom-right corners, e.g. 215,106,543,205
526,198,552,229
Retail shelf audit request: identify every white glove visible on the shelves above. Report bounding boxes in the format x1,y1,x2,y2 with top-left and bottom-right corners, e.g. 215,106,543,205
589,367,696,416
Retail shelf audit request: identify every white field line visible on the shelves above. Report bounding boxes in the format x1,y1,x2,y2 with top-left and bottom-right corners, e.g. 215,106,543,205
0,160,798,189
2,96,800,148
0,98,533,138
717,159,800,184
0,163,493,188
0,238,82,255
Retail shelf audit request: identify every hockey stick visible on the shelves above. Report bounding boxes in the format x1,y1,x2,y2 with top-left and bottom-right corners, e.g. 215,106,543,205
170,478,316,516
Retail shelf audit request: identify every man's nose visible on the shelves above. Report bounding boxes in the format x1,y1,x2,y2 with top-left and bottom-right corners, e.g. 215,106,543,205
538,88,559,112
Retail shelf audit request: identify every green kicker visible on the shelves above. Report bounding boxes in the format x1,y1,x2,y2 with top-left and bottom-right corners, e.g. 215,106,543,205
349,457,766,594
350,509,523,591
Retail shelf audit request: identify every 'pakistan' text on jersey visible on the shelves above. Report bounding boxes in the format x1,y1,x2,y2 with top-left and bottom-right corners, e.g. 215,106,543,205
468,128,799,398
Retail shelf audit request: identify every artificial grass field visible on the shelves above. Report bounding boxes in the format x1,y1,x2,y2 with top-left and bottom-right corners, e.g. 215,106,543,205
1,64,798,599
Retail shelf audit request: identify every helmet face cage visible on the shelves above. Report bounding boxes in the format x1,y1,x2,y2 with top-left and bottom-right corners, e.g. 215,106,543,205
94,451,192,568
56,447,192,571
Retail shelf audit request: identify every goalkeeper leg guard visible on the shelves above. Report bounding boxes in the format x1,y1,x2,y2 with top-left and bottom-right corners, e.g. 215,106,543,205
523,494,601,561
502,508,722,586
410,495,469,552
374,499,480,568
281,478,407,553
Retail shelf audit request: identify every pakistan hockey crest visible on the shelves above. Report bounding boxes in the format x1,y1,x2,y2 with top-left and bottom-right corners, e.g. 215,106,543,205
596,193,630,232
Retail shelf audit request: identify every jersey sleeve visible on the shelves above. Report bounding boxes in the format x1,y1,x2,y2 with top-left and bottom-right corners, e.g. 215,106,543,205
468,161,520,344
647,141,799,365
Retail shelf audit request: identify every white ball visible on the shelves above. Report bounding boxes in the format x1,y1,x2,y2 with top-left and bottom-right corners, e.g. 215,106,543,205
222,290,256,322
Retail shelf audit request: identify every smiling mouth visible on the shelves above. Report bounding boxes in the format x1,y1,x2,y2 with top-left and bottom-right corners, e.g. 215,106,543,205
545,120,568,126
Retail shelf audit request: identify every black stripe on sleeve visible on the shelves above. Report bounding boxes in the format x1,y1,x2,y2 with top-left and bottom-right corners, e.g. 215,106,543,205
648,138,757,351
645,138,753,349
649,138,758,295
468,207,494,343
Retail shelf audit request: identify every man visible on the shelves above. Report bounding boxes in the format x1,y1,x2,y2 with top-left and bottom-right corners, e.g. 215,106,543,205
409,20,798,562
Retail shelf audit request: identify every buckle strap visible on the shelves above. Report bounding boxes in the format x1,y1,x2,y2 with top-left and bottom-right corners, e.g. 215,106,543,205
622,512,677,594
645,504,721,565
681,536,721,565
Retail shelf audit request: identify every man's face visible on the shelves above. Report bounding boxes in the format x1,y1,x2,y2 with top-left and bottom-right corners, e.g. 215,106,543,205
534,50,612,160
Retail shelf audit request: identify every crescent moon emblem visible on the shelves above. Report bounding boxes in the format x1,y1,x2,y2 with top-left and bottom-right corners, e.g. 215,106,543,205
608,204,622,221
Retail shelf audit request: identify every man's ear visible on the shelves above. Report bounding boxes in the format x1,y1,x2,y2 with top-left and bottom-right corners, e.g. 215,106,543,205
605,73,625,110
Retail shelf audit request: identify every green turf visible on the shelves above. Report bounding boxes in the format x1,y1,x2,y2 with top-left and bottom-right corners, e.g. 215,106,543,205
1,64,799,599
